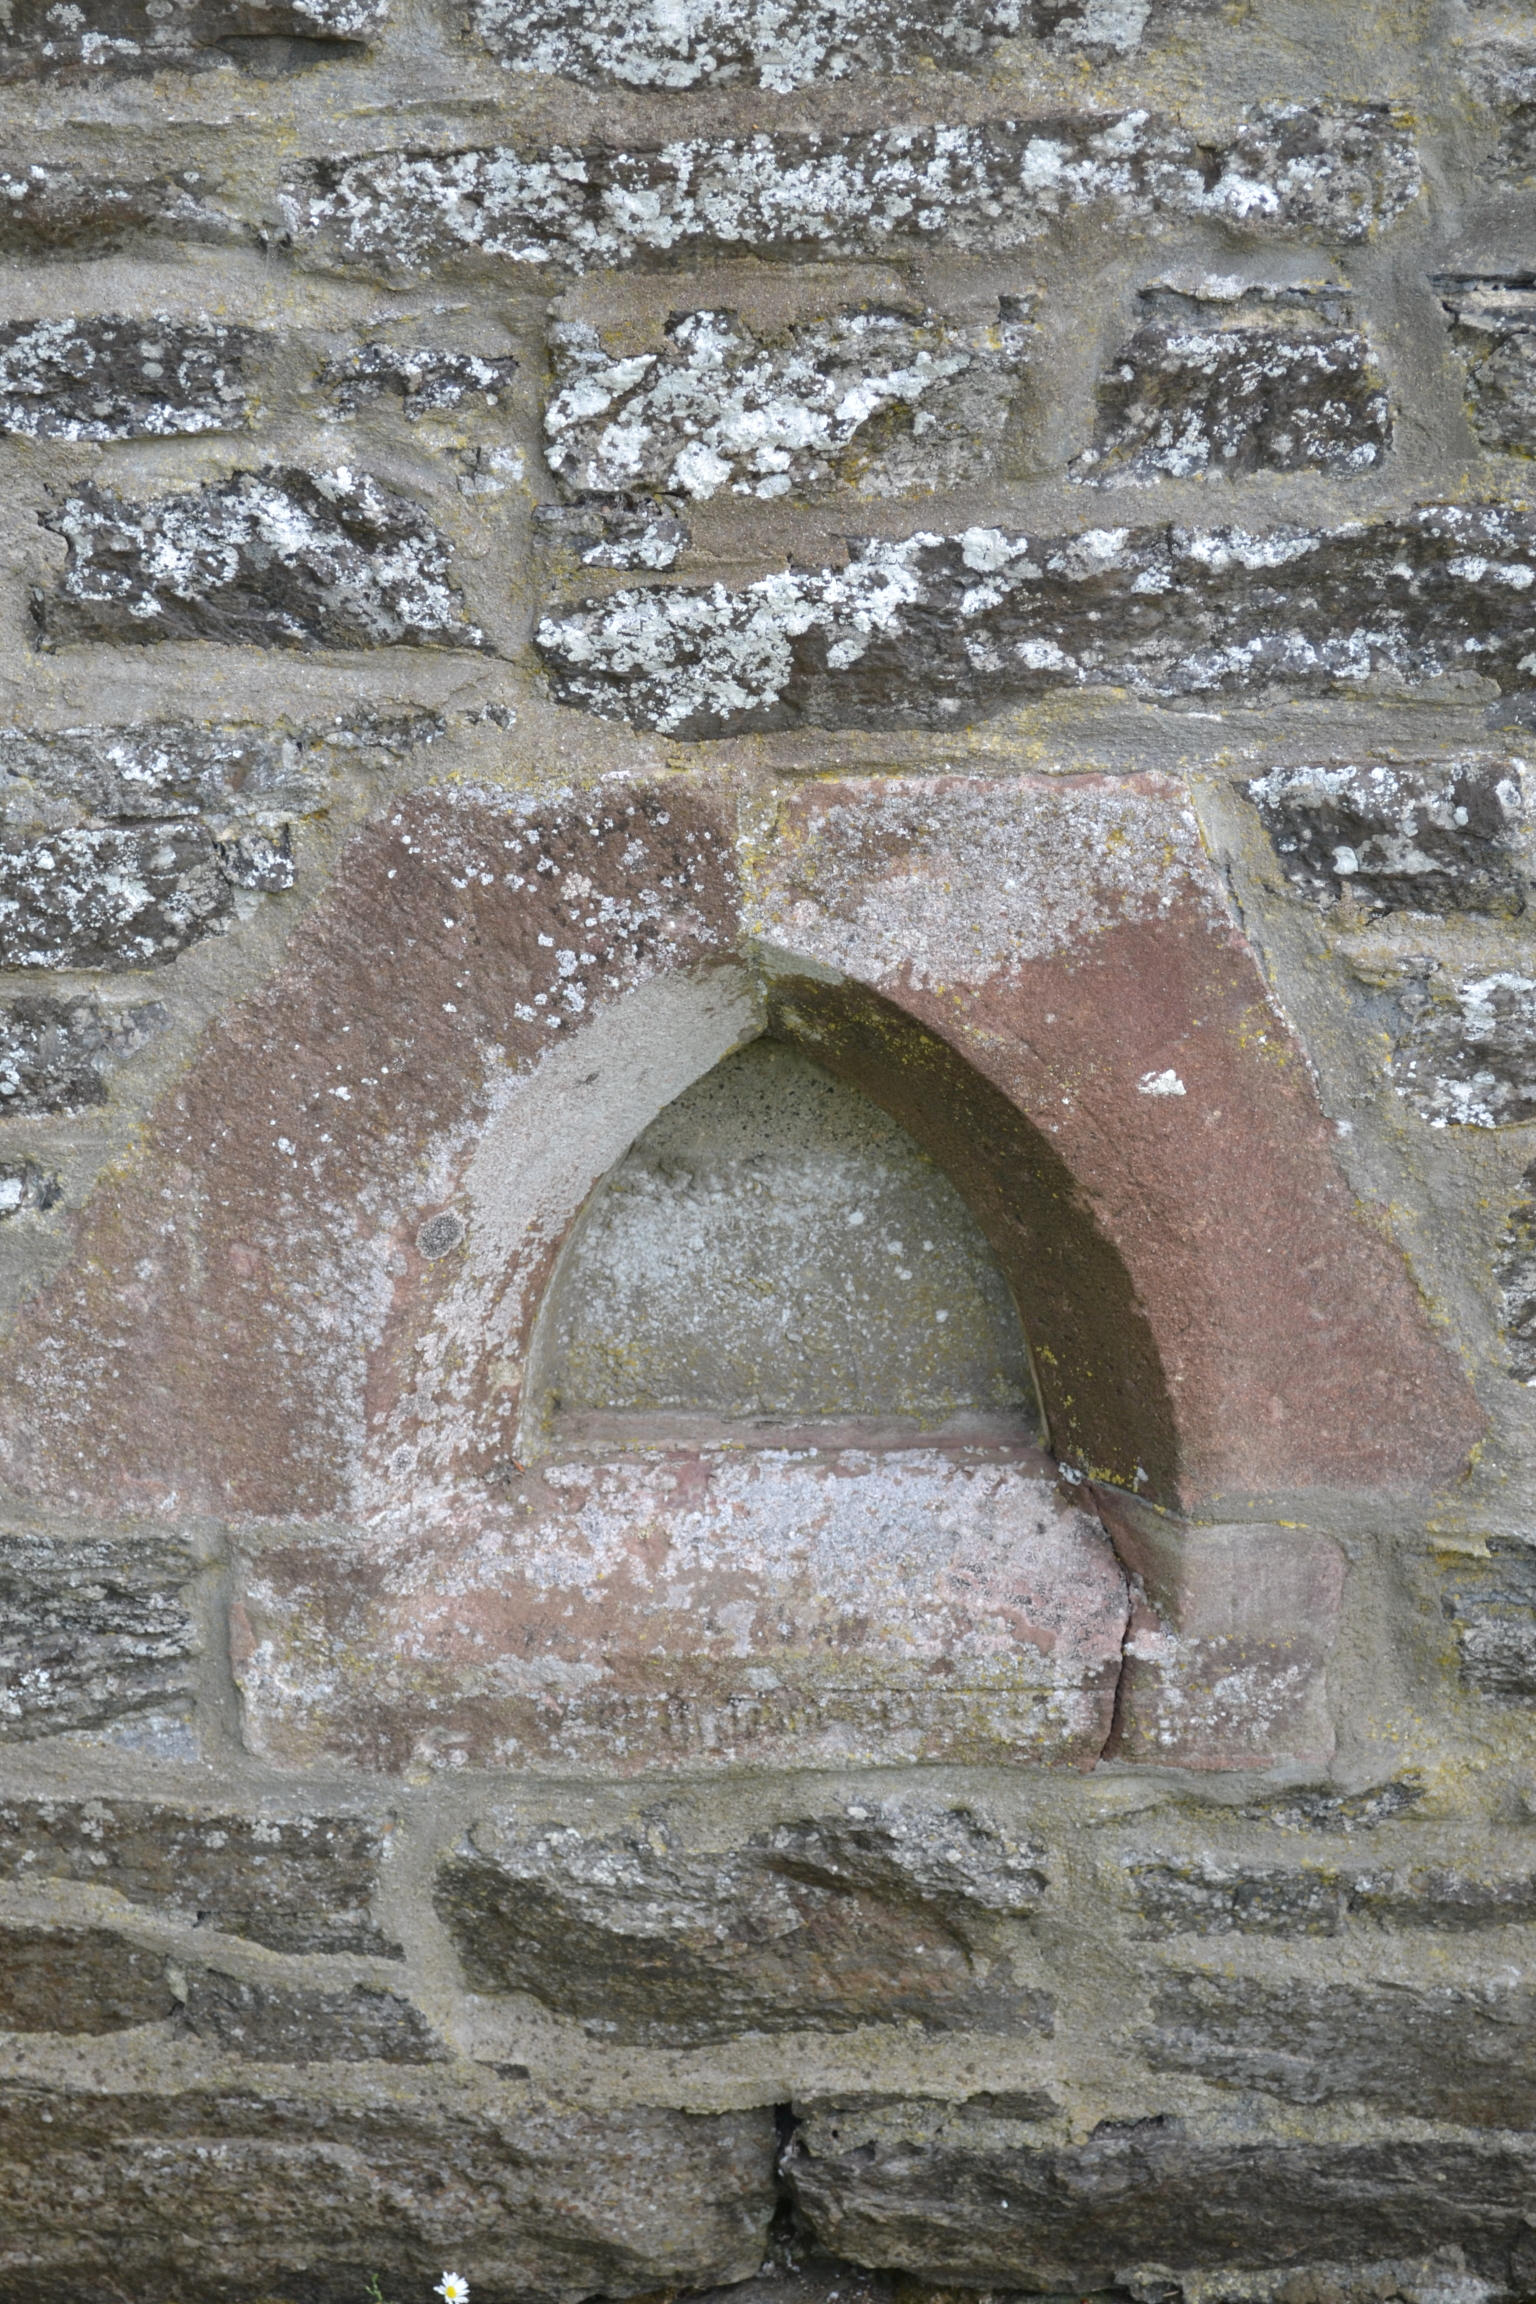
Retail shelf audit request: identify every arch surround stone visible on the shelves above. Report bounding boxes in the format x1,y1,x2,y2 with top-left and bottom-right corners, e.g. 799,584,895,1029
0,768,1480,1776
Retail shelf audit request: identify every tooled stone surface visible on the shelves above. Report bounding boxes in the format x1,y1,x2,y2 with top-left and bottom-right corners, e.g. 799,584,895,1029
1443,1536,1536,1697
0,2079,777,2304
1246,758,1527,917
0,1799,402,1955
1144,1970,1536,2124
0,317,257,443
1072,282,1390,485
179,1970,440,2060
434,1801,1051,2044
319,343,518,419
543,304,1033,508
36,468,481,654
0,997,166,1115
284,106,1419,280
782,2097,1536,2289
0,825,234,969
1388,965,1536,1127
0,0,387,77
1437,276,1536,458
0,167,209,260
0,1527,198,1741
536,507,1536,739
0,1924,176,2032
1497,1161,1536,1381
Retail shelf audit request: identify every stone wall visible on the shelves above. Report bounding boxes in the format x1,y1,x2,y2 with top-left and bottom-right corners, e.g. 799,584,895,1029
3,0,1536,2298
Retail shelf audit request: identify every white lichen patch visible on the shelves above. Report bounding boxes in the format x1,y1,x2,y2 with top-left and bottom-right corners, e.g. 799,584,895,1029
544,303,1033,505
0,314,257,442
1247,757,1527,917
319,343,517,420
1390,968,1536,1127
286,106,1420,281
0,824,233,969
1435,276,1536,459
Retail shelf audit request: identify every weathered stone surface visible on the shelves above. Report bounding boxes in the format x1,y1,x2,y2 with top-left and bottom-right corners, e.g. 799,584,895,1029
319,343,517,418
1128,1858,1345,1938
0,0,387,78
1436,277,1536,458
435,1801,1050,2044
534,496,694,572
1497,1161,1536,1380
0,1162,62,1218
0,1528,198,1741
1347,1867,1536,1929
216,824,294,890
285,106,1419,281
1073,281,1389,485
0,1924,175,2033
1389,965,1536,1127
1460,26,1536,186
0,2079,777,2303
0,825,233,969
1246,1778,1425,1834
1443,1536,1536,1698
179,1970,439,2060
783,2099,1536,2290
535,506,1536,738
36,468,481,654
0,1799,401,1955
1144,1970,1536,2125
0,167,203,260
0,996,166,1115
0,317,256,443
543,303,1033,508
1247,757,1527,917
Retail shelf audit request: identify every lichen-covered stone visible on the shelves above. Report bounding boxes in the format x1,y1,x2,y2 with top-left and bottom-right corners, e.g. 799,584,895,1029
0,2079,777,2304
0,1161,62,1218
1460,27,1536,186
0,825,233,970
36,468,482,654
215,825,294,891
1496,1161,1536,1381
534,496,693,572
1389,966,1536,1127
1247,757,1526,917
1347,1867,1536,1928
435,1801,1048,2046
1073,281,1389,485
1128,1858,1345,1937
536,505,1536,739
285,106,1420,281
0,1799,402,1956
544,303,1033,508
1442,1536,1536,1698
0,317,256,443
319,343,517,419
1245,1778,1425,1834
179,1970,440,2061
0,0,387,77
0,1528,198,1742
0,167,206,260
1144,1970,1536,2124
1436,275,1536,457
0,995,165,1116
0,1924,175,2033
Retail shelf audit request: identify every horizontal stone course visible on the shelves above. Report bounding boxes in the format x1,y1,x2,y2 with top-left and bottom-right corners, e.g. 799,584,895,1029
0,317,256,443
0,1923,177,2033
0,825,234,970
0,1528,198,1742
0,167,208,260
179,1969,439,2060
1129,1854,1536,1936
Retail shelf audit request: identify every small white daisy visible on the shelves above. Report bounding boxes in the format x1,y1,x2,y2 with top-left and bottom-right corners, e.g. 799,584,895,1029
436,2277,470,2304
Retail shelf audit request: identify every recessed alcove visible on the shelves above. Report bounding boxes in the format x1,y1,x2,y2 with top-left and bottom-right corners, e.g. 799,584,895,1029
520,1036,1042,1460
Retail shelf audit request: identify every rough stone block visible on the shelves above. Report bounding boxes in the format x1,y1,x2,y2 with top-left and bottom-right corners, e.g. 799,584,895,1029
1247,756,1526,918
0,995,167,1115
1389,966,1536,1127
534,497,693,573
1128,1858,1345,1938
783,2098,1536,2291
0,1799,402,1955
36,468,481,654
0,1528,198,1742
1436,276,1536,457
319,342,517,417
543,303,1033,508
215,824,294,891
0,1924,175,2033
0,0,387,77
535,506,1536,738
1442,1536,1536,1698
284,106,1419,280
0,825,233,969
1497,1162,1536,1380
0,316,256,443
1244,1778,1425,1834
1144,1970,1536,2125
1074,281,1390,485
0,1160,62,1218
1460,28,1536,186
1347,1867,1536,1929
0,166,205,260
0,2080,777,2303
179,1970,440,2061
434,1801,1050,2045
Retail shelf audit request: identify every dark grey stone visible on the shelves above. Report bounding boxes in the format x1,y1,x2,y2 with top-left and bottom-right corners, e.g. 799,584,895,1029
0,167,205,260
1442,1537,1536,1697
0,317,257,443
0,1160,63,1218
536,506,1536,739
1127,1859,1344,1938
319,342,517,418
284,106,1419,280
1347,1867,1536,1928
0,1799,403,1957
1461,34,1536,188
0,1528,198,1741
1242,1778,1425,1834
1246,758,1526,917
0,0,387,79
0,995,168,1115
214,825,294,891
783,2102,1536,2291
1074,284,1390,485
1435,277,1536,458
0,1924,175,2033
0,825,233,970
179,1970,440,2062
36,468,482,655
1389,967,1536,1128
435,1802,1049,2046
1497,1165,1536,1381
534,497,693,574
1143,1971,1536,2125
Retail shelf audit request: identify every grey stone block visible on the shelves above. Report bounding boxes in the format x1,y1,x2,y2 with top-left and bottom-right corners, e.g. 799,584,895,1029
0,1799,402,1956
1347,1867,1536,1929
0,317,257,443
0,996,167,1114
1389,968,1536,1128
319,342,517,418
1460,30,1536,187
1442,1537,1536,1697
1243,1779,1426,1834
0,1528,198,1742
0,0,387,78
534,497,693,573
1128,1859,1345,1938
0,1160,62,1218
1247,758,1526,918
1436,277,1536,458
1497,1165,1536,1381
0,1924,176,2033
179,1970,440,2061
0,825,233,969
0,167,206,260
535,506,1536,739
36,468,482,654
